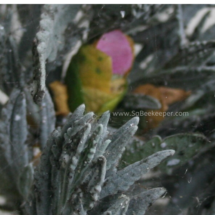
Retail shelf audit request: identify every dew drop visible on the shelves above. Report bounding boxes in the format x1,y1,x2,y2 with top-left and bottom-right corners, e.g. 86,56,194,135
161,142,167,148
167,159,180,166
15,115,21,121
120,11,125,18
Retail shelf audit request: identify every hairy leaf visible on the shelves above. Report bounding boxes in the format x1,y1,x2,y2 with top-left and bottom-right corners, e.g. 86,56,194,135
32,4,81,103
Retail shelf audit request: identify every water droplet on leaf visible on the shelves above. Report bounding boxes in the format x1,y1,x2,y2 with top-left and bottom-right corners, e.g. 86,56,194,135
15,115,21,121
167,159,180,166
120,11,125,18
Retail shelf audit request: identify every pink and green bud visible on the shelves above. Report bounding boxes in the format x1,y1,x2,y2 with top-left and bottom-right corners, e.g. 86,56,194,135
96,30,134,76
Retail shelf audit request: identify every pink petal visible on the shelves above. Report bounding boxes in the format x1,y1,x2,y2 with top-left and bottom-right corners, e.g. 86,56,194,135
96,30,133,75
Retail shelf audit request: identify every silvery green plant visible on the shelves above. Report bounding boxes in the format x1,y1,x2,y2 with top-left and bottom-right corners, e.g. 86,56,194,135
1,4,215,215
0,90,175,214
26,104,176,215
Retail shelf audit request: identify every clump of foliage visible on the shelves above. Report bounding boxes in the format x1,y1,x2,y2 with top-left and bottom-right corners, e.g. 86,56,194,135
0,4,215,215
